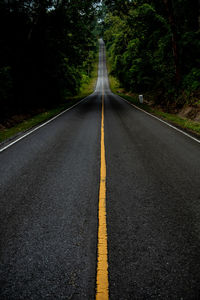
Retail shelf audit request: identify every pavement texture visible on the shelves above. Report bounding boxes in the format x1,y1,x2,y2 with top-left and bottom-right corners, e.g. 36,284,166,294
1,39,200,299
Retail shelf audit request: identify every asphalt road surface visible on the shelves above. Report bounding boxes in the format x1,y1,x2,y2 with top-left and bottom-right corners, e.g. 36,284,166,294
1,39,200,299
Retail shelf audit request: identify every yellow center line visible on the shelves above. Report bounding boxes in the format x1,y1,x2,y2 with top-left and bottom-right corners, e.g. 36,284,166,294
96,85,109,300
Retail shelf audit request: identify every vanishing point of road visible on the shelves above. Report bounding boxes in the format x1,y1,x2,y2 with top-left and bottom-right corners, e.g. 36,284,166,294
1,40,200,299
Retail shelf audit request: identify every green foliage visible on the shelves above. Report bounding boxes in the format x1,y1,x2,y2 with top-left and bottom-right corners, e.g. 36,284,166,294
103,0,200,105
0,0,100,121
183,69,200,92
0,52,99,142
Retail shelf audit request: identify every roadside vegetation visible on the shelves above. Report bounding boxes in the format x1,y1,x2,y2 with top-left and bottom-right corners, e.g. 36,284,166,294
0,1,101,129
0,53,99,143
108,59,200,136
1,1,200,140
102,0,200,135
102,1,200,106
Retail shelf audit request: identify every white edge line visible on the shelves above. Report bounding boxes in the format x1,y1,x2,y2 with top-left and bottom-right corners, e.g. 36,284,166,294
0,93,95,153
117,94,200,145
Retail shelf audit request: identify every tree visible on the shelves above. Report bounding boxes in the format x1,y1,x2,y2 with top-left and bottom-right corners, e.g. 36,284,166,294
0,0,100,121
103,0,200,105
162,0,180,86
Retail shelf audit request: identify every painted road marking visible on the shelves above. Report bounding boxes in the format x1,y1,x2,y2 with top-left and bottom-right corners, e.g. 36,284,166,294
96,87,109,300
118,95,200,145
0,93,95,154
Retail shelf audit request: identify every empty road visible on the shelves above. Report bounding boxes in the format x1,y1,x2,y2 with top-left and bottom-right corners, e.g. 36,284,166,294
1,40,200,299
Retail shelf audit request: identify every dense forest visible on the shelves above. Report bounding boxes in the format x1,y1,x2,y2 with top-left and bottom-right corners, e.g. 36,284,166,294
0,0,200,124
103,0,200,107
0,0,100,122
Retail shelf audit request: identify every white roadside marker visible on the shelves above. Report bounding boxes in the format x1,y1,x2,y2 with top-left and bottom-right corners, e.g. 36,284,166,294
118,94,200,145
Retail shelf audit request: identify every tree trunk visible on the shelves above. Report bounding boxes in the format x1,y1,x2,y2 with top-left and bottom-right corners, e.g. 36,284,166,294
163,0,181,87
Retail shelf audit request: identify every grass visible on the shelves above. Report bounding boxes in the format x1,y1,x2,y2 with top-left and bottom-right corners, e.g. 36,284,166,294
0,54,99,143
107,58,200,136
79,58,98,98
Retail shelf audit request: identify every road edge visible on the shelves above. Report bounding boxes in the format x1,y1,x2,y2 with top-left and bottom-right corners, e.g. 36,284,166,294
0,93,95,153
116,94,200,145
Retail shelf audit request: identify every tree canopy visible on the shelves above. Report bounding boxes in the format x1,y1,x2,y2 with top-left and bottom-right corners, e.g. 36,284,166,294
103,0,200,106
0,0,100,120
0,0,199,121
